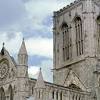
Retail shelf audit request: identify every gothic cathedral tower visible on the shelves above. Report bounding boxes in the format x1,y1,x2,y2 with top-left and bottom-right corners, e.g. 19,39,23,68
16,39,29,100
53,0,100,99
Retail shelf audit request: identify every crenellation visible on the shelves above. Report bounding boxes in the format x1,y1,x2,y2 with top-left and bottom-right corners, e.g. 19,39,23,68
55,0,83,17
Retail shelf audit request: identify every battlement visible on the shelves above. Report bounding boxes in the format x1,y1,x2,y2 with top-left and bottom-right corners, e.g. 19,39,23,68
54,0,81,17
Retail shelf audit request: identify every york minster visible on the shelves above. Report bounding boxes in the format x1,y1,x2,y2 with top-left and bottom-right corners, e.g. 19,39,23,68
0,0,100,100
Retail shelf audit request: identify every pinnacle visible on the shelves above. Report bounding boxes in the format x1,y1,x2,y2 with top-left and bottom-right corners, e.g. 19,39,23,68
18,39,27,55
1,42,5,55
34,68,45,89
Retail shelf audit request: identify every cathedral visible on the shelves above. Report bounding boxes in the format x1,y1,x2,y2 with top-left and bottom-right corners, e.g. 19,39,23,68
0,0,100,100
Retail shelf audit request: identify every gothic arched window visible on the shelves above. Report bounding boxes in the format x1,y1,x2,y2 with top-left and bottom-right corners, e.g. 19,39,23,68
52,91,54,99
97,16,100,53
76,95,78,100
9,85,13,100
60,92,62,100
0,87,5,100
61,22,72,61
75,17,83,56
39,91,40,99
32,87,34,94
56,91,58,100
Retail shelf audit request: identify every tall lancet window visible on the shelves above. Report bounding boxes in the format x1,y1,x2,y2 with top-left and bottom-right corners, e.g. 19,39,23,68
9,85,13,100
75,17,83,56
0,87,5,100
97,16,100,53
61,22,72,61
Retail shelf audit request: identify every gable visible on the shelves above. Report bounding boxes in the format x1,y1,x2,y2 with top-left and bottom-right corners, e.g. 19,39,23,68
0,48,17,83
63,69,87,91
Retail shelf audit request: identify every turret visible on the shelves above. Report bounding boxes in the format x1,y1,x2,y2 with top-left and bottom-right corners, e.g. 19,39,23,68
17,39,28,77
16,39,29,100
18,39,28,66
34,68,46,100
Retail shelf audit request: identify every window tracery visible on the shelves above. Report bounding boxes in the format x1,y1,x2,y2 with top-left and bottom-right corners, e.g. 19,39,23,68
75,17,83,56
0,87,5,100
61,22,72,61
9,85,13,100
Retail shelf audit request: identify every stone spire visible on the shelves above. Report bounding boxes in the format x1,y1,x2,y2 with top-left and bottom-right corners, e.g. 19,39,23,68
18,39,28,65
17,39,29,100
18,38,27,55
35,68,45,89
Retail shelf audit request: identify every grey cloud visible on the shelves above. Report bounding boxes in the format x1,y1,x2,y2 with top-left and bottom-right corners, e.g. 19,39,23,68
0,0,27,30
6,32,16,40
22,0,31,3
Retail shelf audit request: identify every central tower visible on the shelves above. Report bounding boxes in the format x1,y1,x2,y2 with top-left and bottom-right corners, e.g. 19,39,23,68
53,0,100,93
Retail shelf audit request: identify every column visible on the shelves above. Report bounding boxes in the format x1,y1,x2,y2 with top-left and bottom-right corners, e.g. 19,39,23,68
72,92,75,100
75,93,78,100
74,93,76,100
45,89,49,100
70,92,73,100
58,91,61,100
67,90,70,100
40,89,43,100
77,94,80,100
54,90,57,100
49,89,53,100
63,91,68,100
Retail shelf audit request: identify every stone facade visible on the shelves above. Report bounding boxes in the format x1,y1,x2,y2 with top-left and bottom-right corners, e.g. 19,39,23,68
53,0,100,99
1,41,91,100
0,0,100,100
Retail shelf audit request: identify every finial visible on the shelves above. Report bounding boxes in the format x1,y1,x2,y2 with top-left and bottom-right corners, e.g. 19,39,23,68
3,42,5,48
18,37,27,55
23,38,24,41
1,42,5,55
40,67,41,71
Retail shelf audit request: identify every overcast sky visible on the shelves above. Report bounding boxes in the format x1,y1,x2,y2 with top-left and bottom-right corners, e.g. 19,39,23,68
0,0,75,82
